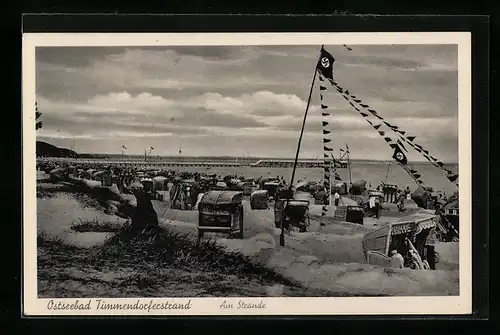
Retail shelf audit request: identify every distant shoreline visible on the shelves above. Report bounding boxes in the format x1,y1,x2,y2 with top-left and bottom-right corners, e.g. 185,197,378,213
71,154,458,166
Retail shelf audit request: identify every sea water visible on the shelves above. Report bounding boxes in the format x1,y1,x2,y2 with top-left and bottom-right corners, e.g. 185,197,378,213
163,161,458,195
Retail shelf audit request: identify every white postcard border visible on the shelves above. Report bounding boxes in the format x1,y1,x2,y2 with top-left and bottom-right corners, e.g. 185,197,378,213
22,32,472,316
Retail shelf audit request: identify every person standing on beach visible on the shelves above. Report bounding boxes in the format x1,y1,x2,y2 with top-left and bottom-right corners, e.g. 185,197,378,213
374,195,381,219
404,186,411,199
334,191,340,206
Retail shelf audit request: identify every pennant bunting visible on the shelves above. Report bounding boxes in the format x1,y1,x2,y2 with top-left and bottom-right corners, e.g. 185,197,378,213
322,112,330,116
323,138,332,144
319,72,455,187
397,139,408,152
321,104,329,109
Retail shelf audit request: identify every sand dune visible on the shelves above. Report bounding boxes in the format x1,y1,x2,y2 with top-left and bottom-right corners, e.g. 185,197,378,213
36,180,459,296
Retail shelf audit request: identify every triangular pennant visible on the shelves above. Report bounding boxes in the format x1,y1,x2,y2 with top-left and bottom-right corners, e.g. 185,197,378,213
417,179,424,184
332,81,338,86
354,107,360,111
437,162,444,168
378,131,385,136
323,138,332,144
351,95,357,99
320,86,327,91
373,124,381,130
366,119,373,125
321,104,329,109
349,102,356,108
360,112,369,117
413,173,422,179
360,104,369,108
345,90,350,95
322,112,330,116
383,121,392,128
410,169,418,174
342,95,349,101
319,76,324,82
354,99,362,103
389,143,398,149
322,129,331,135
407,136,416,142
368,109,377,115
322,121,329,127
431,156,438,161
384,137,392,143
398,130,406,136
423,150,429,155
324,153,329,158
324,146,334,151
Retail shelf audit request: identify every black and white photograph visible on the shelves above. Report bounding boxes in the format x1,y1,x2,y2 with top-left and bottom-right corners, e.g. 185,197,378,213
23,33,471,315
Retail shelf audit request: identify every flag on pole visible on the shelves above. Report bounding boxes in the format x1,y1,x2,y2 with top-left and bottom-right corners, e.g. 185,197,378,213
316,47,335,81
392,146,408,166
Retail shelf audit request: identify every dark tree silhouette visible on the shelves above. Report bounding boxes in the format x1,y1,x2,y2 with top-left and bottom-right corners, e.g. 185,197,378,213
35,102,42,131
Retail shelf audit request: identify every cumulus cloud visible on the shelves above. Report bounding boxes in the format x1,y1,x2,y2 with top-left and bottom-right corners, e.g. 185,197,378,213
35,44,458,161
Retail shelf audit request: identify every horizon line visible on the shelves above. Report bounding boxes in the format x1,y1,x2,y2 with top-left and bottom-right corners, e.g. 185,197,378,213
74,152,458,165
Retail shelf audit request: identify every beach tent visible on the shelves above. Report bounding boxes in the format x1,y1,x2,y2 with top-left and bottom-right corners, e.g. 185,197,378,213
350,180,367,195
411,186,432,209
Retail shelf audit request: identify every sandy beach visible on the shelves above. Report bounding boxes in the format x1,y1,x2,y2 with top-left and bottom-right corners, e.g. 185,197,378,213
36,175,459,298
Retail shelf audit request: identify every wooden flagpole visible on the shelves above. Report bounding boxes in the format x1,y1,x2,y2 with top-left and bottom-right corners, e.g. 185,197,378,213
281,45,323,247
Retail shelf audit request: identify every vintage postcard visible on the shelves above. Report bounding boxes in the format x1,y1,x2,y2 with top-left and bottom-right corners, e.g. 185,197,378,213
23,32,472,316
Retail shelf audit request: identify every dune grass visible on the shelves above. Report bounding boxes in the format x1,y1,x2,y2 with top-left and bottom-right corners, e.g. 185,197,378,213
71,218,127,233
38,222,333,297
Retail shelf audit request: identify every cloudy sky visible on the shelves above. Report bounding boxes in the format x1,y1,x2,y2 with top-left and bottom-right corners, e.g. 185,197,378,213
35,44,458,162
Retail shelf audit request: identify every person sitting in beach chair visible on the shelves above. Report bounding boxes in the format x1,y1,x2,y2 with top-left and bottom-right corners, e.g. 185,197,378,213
390,250,405,269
